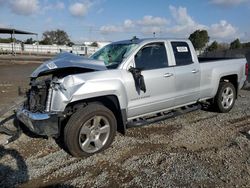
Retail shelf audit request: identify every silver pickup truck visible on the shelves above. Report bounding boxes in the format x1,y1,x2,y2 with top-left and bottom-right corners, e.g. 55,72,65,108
16,38,248,157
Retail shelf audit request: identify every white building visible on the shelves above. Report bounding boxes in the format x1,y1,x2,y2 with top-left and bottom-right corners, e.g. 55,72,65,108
0,41,111,56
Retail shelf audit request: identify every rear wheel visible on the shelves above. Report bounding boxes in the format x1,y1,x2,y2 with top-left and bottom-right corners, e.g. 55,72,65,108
64,103,117,157
213,82,236,113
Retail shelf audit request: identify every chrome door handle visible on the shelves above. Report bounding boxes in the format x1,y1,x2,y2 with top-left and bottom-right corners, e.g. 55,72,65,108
164,73,174,77
192,69,199,73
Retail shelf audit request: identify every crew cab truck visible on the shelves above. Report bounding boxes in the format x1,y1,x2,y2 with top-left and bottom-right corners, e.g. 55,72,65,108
16,38,248,157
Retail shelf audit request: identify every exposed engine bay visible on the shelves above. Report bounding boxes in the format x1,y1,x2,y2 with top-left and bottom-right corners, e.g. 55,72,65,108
25,75,52,113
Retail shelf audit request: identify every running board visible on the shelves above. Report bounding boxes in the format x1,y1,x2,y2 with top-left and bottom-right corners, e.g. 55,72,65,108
127,104,201,128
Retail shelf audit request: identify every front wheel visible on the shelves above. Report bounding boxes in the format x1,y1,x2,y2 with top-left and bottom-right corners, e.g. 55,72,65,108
213,82,236,113
64,103,117,157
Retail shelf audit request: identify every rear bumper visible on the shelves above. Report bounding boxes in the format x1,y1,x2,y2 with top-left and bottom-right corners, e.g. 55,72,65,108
16,108,59,137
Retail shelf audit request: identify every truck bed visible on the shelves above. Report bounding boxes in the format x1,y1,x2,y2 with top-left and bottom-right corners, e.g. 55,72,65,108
198,57,244,63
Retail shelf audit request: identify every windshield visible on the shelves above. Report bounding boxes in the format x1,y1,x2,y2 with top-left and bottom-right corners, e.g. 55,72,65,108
91,43,138,69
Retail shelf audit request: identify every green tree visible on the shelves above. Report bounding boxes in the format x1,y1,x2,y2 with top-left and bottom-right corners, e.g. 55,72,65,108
90,41,98,47
207,41,219,52
189,30,209,51
24,38,34,44
40,29,71,45
0,37,13,43
230,38,242,49
242,42,250,48
218,43,230,50
68,41,75,47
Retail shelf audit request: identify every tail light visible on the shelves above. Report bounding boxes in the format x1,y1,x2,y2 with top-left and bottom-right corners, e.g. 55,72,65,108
246,62,249,80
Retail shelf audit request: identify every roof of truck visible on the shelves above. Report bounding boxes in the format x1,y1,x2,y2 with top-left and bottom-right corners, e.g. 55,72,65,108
112,37,189,45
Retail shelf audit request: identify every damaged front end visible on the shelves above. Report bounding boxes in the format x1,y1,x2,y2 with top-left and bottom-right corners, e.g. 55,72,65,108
16,52,107,137
17,75,59,137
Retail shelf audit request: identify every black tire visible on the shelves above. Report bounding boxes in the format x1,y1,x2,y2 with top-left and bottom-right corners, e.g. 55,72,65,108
213,82,236,113
64,103,117,157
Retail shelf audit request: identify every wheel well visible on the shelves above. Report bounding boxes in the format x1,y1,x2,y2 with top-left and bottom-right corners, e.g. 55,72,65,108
61,95,126,135
220,74,238,97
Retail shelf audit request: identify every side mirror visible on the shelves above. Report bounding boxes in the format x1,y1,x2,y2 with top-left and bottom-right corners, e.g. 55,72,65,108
128,67,146,93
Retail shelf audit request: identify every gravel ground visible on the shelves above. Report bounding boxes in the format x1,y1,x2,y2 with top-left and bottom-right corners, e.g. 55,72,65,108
0,63,250,187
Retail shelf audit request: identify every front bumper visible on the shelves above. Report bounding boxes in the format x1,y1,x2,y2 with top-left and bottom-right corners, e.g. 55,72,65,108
16,108,59,137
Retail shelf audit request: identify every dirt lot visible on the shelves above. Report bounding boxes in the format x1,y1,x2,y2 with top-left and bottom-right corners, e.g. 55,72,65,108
0,62,250,187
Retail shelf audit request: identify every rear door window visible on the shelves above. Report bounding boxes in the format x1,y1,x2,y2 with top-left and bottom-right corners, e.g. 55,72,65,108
171,42,193,66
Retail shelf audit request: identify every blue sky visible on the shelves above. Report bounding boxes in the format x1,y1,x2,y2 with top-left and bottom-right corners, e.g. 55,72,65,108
0,0,249,43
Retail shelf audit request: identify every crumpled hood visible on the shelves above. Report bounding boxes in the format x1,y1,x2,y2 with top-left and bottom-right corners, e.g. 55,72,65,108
31,52,107,78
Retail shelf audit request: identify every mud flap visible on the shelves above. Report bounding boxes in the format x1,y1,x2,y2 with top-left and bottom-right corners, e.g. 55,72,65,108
129,67,146,93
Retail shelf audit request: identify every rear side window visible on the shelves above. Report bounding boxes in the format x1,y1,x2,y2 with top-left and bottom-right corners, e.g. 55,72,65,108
135,43,168,70
171,42,193,66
